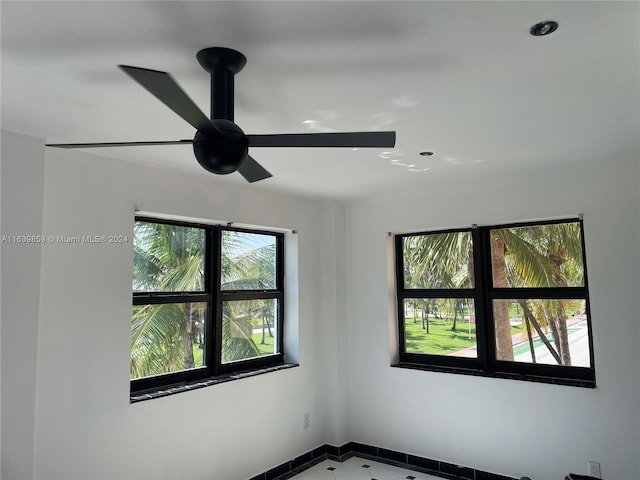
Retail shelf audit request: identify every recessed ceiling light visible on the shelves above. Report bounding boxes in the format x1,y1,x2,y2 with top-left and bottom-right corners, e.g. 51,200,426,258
530,21,558,36
419,151,434,156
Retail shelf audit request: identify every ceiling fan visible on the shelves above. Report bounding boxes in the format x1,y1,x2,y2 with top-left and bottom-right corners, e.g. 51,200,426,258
46,47,396,183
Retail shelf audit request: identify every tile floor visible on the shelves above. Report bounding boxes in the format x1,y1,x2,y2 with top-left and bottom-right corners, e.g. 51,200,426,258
289,456,441,480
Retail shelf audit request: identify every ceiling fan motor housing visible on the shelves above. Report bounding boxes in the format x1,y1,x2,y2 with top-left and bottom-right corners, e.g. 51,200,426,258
193,119,248,174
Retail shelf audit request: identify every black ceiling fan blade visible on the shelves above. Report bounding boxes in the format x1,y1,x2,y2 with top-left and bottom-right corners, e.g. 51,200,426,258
119,65,221,135
247,131,395,148
238,155,272,183
46,140,193,149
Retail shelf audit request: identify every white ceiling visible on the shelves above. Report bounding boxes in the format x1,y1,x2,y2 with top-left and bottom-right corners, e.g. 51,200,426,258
2,1,638,200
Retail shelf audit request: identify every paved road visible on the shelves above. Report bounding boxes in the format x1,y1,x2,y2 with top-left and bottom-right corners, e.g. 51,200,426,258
514,320,590,367
450,317,591,367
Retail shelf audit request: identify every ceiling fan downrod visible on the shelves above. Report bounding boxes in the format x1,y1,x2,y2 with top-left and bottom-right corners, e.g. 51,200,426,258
192,48,250,174
196,47,247,122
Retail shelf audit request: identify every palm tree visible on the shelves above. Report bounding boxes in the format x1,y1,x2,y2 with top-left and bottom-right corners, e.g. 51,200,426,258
405,230,475,334
488,234,513,360
131,222,205,379
220,233,277,362
131,224,275,379
494,222,584,365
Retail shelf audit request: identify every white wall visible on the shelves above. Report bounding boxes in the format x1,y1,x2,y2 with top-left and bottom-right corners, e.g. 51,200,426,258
317,202,351,446
7,135,342,480
343,158,640,479
3,128,640,480
1,131,46,480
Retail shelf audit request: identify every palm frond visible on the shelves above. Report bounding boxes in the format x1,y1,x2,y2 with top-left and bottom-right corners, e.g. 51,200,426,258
504,233,562,287
406,232,472,289
222,301,262,363
160,255,204,291
131,303,188,378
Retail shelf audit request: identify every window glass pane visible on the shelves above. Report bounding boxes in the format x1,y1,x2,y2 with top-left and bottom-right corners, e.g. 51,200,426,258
490,222,584,288
221,231,277,290
402,231,474,289
493,299,590,367
222,299,279,363
131,302,207,380
403,298,477,357
133,221,205,292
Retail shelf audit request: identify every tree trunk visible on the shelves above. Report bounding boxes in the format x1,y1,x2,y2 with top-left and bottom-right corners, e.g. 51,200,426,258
183,303,195,369
547,312,561,362
548,249,571,365
557,308,571,366
492,236,514,361
519,300,561,364
468,244,475,285
423,303,430,333
451,307,458,331
261,310,273,344
524,316,536,363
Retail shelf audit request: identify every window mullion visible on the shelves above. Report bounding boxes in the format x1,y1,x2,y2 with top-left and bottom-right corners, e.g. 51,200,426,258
221,290,281,300
276,232,285,358
212,226,224,375
203,226,215,376
475,227,494,370
490,287,588,299
398,289,476,299
133,293,210,305
395,235,407,355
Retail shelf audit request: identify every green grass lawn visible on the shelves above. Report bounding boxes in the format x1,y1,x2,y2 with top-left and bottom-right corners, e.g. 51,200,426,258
405,316,521,355
193,344,204,366
405,316,476,354
252,329,275,356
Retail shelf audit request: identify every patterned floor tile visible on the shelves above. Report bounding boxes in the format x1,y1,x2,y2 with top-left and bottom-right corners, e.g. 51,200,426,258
289,456,441,480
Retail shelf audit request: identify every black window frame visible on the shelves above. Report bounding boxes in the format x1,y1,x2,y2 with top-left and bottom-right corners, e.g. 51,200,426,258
394,218,596,387
131,216,285,394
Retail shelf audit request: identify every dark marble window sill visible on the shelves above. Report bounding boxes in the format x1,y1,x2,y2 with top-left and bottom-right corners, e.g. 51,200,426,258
391,362,596,389
130,362,298,403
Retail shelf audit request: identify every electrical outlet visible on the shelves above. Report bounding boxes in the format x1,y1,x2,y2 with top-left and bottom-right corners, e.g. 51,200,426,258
303,413,310,429
588,461,601,478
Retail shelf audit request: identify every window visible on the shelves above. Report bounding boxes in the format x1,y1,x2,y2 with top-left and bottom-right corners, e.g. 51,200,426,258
131,217,284,394
395,219,595,386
